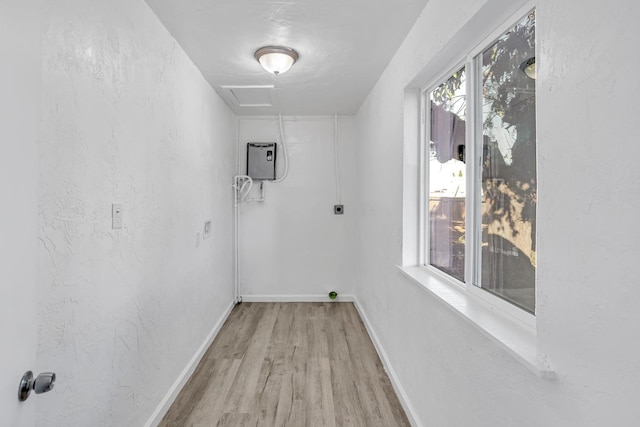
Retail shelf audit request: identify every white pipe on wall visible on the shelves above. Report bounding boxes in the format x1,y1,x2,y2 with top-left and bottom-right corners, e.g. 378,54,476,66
333,114,341,204
272,114,290,183
233,176,241,303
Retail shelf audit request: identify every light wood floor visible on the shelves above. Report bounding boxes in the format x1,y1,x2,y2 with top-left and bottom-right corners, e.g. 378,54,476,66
159,302,410,427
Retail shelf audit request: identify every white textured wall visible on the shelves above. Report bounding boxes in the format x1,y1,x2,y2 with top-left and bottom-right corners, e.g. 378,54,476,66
354,0,640,426
37,1,236,425
238,117,356,299
535,0,640,424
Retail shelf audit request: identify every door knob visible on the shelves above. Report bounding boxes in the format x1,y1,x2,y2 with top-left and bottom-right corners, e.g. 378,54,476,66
18,371,56,402
34,372,56,394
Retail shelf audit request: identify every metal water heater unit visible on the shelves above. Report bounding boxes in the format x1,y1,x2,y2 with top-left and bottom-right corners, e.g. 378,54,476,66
246,143,277,180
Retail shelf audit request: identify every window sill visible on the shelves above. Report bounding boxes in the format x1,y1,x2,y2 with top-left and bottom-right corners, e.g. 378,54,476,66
397,265,554,379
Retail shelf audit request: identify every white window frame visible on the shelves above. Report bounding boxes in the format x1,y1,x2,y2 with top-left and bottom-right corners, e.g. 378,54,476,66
419,4,537,329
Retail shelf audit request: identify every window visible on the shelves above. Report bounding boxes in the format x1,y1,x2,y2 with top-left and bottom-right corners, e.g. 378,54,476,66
424,9,536,314
428,67,467,282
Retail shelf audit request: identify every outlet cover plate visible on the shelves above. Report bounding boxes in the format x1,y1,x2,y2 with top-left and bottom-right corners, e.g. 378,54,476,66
112,203,123,229
203,219,212,239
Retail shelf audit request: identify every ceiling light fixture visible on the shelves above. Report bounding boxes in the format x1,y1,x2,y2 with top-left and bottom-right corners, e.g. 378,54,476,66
255,46,299,75
520,57,536,79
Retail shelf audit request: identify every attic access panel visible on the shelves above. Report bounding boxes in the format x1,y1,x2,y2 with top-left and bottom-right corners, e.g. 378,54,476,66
221,85,275,108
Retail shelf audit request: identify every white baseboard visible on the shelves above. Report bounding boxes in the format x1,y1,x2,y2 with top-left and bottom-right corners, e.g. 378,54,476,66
240,294,355,303
144,300,236,427
352,298,423,427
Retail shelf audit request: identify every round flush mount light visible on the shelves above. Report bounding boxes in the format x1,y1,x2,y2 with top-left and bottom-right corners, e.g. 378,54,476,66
254,46,299,75
520,56,536,79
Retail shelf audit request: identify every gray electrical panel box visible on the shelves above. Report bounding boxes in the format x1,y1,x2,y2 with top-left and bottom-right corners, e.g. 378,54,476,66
247,143,277,180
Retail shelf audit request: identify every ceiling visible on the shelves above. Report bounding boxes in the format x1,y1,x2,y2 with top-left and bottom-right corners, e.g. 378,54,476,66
144,0,430,116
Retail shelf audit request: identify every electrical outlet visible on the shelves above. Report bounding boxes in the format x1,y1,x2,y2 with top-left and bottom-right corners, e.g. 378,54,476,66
203,219,212,239
112,204,123,229
334,205,344,215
